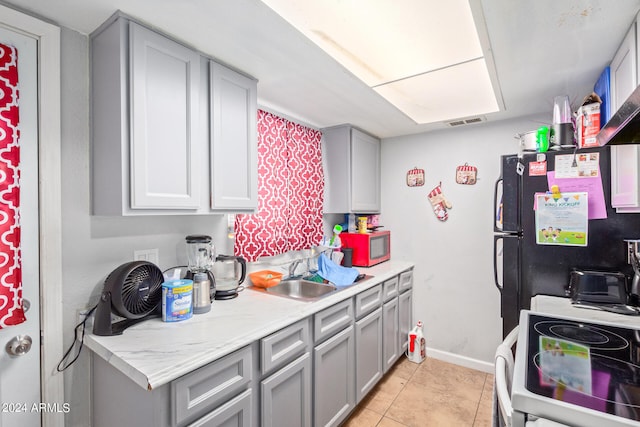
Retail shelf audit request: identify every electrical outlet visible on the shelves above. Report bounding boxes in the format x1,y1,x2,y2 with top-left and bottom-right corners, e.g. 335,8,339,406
76,308,93,329
134,248,159,265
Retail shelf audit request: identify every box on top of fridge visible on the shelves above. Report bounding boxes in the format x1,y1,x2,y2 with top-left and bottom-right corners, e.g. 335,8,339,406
576,93,601,149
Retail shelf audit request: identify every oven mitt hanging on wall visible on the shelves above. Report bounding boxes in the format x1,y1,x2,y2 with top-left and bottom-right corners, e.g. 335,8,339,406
428,182,452,221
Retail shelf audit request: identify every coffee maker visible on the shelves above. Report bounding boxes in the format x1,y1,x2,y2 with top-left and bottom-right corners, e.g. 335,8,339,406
184,235,216,301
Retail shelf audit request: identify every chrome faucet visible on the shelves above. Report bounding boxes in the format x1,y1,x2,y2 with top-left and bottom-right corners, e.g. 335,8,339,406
288,259,303,279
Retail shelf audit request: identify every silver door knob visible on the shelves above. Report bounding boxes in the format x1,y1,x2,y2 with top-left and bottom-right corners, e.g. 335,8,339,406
5,335,32,356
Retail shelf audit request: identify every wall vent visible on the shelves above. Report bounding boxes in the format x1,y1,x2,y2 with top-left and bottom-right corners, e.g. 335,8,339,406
445,116,486,127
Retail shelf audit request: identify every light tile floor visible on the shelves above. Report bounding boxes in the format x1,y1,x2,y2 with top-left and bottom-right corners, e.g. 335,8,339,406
343,356,494,427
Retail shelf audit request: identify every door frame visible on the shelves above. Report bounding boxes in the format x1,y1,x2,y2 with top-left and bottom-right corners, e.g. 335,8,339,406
0,5,63,427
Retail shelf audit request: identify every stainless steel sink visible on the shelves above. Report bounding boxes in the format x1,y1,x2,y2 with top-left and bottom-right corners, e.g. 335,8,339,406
264,279,337,301
249,274,374,302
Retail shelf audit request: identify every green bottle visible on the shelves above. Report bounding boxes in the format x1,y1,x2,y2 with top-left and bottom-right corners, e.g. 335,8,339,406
536,126,549,152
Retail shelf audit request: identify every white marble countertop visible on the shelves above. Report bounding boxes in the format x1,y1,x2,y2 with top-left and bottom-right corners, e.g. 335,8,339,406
85,260,414,391
531,295,640,328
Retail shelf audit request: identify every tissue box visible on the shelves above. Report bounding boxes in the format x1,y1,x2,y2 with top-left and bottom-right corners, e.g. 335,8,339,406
577,102,600,148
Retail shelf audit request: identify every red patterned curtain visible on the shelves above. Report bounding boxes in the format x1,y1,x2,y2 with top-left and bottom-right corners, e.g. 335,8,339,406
234,110,324,261
0,43,24,328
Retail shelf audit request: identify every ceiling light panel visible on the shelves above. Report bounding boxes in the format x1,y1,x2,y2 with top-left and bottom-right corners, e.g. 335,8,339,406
373,58,499,124
260,0,484,87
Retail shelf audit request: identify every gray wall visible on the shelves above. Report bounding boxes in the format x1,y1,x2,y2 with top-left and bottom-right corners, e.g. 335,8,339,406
380,115,547,369
59,28,231,426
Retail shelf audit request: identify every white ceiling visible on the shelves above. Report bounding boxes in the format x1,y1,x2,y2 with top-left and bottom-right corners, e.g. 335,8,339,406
5,0,640,138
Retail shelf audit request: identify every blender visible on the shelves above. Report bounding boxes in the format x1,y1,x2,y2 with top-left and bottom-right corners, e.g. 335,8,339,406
550,95,575,149
185,235,216,304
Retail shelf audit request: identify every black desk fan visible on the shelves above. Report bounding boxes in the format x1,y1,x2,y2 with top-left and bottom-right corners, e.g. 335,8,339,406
93,261,164,336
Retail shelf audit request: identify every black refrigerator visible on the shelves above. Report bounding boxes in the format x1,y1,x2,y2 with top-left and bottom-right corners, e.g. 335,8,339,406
493,146,640,337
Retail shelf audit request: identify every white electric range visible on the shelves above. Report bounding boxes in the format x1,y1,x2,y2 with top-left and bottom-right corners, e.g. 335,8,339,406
511,308,640,427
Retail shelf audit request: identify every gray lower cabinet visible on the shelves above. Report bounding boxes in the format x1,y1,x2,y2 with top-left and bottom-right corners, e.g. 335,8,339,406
260,353,311,427
398,289,413,354
188,389,252,427
259,319,311,427
314,299,354,342
260,318,310,375
91,344,254,427
313,324,356,427
354,307,383,402
382,276,399,302
354,284,382,318
398,269,413,294
398,269,414,355
91,272,413,427
172,345,253,426
382,296,400,373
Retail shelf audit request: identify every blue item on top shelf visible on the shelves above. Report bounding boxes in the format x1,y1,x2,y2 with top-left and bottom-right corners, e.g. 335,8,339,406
594,66,611,126
317,253,359,286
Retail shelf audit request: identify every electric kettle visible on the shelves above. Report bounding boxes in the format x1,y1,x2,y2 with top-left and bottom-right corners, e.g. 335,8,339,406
212,255,247,300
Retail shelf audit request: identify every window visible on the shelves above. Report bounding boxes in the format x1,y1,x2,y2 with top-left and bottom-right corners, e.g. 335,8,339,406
234,110,324,262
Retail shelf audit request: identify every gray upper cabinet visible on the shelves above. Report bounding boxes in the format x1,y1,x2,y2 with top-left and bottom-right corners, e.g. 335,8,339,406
323,125,381,214
91,14,257,215
210,61,258,211
609,18,640,212
92,17,202,215
129,22,201,210
611,21,637,113
351,128,381,212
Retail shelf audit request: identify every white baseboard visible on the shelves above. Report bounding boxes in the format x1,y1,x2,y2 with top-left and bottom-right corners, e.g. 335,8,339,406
426,347,494,374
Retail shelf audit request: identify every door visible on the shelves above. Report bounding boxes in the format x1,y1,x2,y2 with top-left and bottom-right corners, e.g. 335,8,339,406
0,27,40,427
